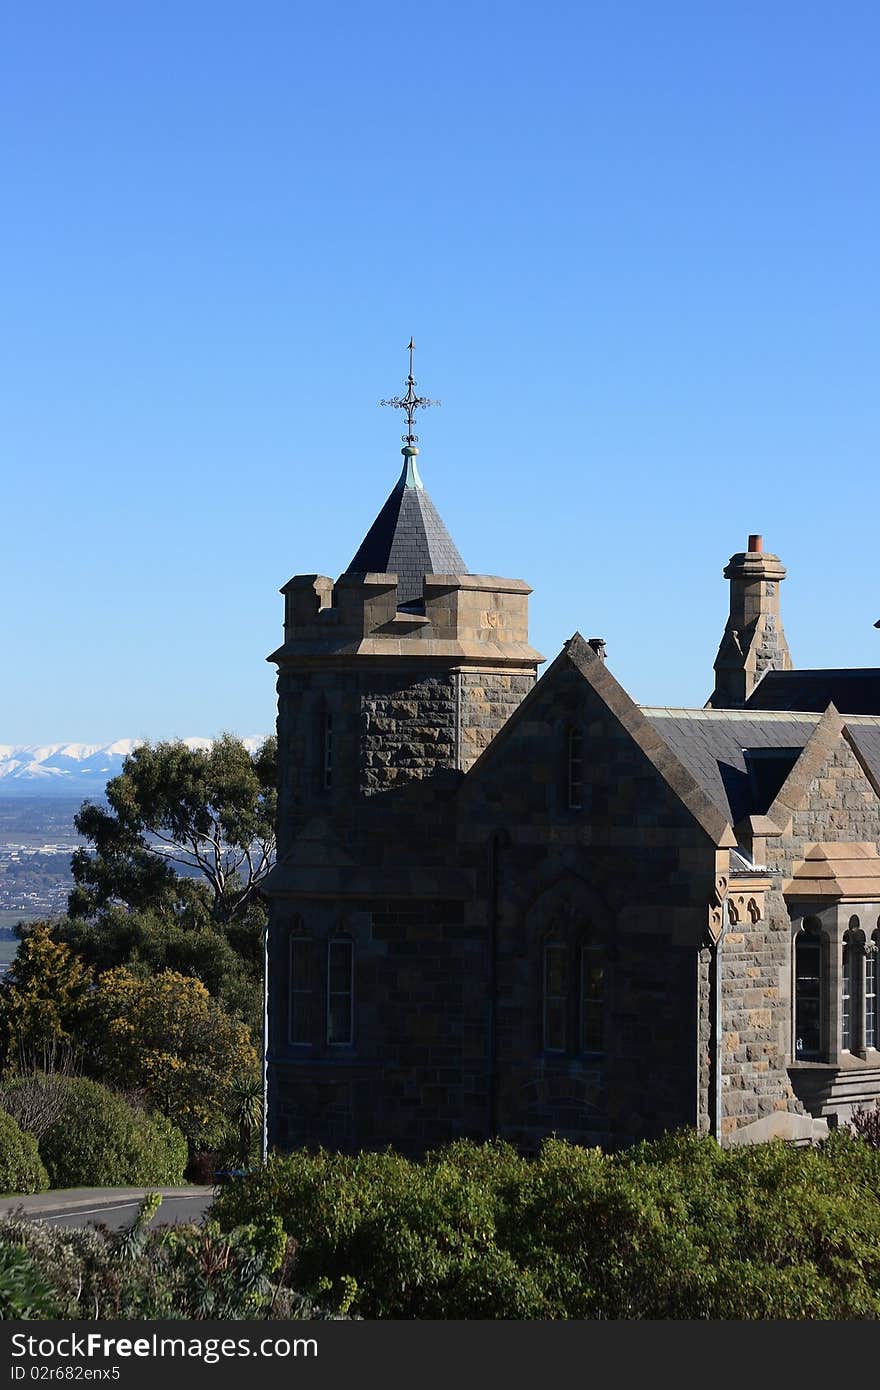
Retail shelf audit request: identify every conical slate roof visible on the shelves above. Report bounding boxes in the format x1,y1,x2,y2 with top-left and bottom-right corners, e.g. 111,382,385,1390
344,449,467,605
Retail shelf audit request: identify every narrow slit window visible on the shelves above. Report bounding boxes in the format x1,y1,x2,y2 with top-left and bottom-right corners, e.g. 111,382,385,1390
289,934,317,1046
327,938,354,1045
543,942,567,1052
322,710,333,790
580,945,604,1054
567,728,584,810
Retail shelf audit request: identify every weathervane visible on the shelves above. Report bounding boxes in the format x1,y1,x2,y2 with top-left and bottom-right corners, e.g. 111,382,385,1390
381,338,440,445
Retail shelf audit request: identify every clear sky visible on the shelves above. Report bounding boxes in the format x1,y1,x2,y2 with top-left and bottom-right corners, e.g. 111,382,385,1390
3,1,878,744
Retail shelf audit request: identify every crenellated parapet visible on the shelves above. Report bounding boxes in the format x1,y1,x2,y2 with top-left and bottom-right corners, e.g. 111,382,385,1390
271,571,541,668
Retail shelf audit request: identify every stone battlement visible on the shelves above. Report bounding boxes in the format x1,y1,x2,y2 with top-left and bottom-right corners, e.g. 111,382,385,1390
272,571,539,664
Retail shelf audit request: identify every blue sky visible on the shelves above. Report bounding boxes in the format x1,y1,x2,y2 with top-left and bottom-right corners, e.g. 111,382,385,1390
3,2,878,744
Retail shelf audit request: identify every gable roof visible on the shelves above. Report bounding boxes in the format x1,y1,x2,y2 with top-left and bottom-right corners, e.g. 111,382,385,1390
745,668,880,714
642,706,880,830
642,708,820,826
463,634,737,847
344,453,467,605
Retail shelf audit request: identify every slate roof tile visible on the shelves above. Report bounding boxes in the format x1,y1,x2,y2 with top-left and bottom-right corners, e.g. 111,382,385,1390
345,462,467,605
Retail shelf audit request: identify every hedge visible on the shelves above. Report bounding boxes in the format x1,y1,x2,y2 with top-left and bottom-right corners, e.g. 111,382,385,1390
213,1129,880,1319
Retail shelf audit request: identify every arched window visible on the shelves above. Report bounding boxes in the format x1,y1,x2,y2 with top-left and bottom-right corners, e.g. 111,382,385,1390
867,925,878,1051
795,917,822,1060
327,936,354,1045
543,939,567,1052
580,944,604,1054
567,728,584,810
289,925,317,1047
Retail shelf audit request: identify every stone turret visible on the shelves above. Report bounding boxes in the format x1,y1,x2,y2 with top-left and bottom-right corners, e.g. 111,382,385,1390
708,534,792,708
268,441,543,856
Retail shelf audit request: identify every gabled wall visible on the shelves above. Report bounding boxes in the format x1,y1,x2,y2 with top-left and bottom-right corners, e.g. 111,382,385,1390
458,647,725,1148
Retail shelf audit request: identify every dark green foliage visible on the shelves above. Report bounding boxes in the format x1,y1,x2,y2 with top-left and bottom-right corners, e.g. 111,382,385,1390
54,907,261,1035
30,1076,187,1188
0,1244,57,1318
0,1109,48,1196
0,1201,341,1320
214,1130,880,1319
60,735,275,1043
69,735,276,927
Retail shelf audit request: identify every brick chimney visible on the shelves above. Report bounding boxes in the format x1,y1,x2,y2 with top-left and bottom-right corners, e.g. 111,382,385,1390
707,535,792,708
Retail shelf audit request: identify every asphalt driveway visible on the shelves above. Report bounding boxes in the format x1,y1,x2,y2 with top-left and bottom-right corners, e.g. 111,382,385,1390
0,1186,214,1230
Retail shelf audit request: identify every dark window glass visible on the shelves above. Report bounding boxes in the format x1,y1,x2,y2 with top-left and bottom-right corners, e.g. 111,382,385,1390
327,938,353,1045
322,711,333,790
289,935,317,1046
580,947,604,1053
795,921,821,1060
543,942,567,1051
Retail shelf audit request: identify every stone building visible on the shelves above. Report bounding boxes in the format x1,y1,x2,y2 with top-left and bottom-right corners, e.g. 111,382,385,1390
264,379,880,1153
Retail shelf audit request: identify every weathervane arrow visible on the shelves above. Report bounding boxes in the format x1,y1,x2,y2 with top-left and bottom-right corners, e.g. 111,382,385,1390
380,338,440,445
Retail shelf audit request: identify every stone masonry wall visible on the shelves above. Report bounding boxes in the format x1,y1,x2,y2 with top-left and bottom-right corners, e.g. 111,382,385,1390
268,897,470,1155
459,660,721,1148
360,671,458,796
458,670,536,771
719,914,795,1137
721,736,880,1136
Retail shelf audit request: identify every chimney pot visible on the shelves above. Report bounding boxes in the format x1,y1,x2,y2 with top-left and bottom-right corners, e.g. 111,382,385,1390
588,637,607,659
748,534,763,553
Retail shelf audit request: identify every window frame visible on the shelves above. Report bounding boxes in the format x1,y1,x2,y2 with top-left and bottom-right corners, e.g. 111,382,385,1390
794,916,823,1061
542,939,568,1053
791,906,880,1064
288,928,317,1048
541,929,606,1059
579,943,604,1055
866,926,878,1052
326,935,354,1047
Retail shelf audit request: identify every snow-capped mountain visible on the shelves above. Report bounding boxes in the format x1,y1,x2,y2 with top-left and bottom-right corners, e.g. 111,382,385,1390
0,737,269,796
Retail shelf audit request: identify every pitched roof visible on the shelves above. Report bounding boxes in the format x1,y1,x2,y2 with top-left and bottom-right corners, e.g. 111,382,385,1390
641,708,820,825
641,707,880,827
745,668,880,714
461,635,736,847
344,452,467,605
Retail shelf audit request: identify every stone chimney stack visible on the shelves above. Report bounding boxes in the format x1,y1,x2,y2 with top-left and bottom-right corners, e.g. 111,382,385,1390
707,534,792,708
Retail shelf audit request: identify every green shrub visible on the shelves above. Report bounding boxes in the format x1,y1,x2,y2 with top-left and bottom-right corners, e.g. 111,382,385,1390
0,1108,48,1196
35,1077,187,1188
0,1244,57,1318
0,1203,341,1320
213,1130,880,1319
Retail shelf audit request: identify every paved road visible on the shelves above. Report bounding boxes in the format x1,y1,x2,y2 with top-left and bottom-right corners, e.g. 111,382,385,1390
0,1186,215,1230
